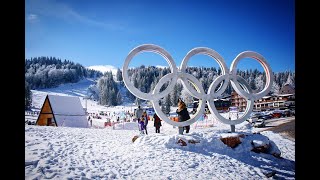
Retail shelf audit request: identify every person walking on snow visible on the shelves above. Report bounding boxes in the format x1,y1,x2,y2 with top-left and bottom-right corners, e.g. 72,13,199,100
141,111,148,135
135,105,144,122
138,118,145,134
153,113,162,133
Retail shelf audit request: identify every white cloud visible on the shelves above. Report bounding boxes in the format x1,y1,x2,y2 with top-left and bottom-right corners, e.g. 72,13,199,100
26,0,124,31
26,14,38,22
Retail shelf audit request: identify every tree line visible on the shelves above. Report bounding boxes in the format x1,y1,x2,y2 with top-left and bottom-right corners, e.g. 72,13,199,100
25,56,103,89
25,57,295,112
111,66,295,114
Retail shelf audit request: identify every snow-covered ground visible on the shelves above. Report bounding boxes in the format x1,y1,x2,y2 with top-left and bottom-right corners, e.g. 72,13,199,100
26,78,295,179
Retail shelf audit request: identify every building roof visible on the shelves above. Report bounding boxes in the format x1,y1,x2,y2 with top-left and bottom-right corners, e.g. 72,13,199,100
48,95,86,116
47,95,88,128
277,93,294,97
213,98,229,101
262,96,272,99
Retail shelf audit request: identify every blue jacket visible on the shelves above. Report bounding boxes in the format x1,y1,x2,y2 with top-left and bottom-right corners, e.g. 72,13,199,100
139,120,145,130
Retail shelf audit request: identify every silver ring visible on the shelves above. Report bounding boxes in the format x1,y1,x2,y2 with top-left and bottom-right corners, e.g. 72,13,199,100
122,44,273,126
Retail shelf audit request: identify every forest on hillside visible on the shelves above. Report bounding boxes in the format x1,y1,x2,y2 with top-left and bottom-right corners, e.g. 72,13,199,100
124,66,294,96
25,56,103,89
25,56,103,109
25,57,295,111
88,66,295,113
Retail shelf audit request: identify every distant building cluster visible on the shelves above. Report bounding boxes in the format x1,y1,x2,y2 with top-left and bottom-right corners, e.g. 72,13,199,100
231,84,295,111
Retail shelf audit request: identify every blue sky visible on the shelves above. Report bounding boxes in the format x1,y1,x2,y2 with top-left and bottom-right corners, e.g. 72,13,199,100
25,0,295,73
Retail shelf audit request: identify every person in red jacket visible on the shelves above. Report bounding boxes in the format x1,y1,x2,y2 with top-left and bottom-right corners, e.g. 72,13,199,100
153,113,162,133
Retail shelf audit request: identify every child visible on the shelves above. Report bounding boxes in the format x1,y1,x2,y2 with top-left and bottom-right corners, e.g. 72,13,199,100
142,111,148,135
138,118,145,135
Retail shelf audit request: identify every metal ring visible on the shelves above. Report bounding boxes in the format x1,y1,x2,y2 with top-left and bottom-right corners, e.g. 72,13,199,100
122,45,273,127
122,44,178,100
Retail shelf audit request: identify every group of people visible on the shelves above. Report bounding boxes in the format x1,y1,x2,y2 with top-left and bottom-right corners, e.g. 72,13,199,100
134,98,191,135
135,106,149,135
135,105,163,135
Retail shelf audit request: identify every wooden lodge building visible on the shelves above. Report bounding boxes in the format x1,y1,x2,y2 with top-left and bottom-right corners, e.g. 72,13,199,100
231,91,295,112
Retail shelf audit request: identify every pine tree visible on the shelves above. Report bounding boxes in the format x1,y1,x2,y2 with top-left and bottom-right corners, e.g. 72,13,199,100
170,84,180,106
249,77,257,91
135,97,141,105
255,74,265,91
87,84,99,101
116,68,123,82
25,81,32,110
285,72,294,86
271,81,280,95
116,91,123,105
164,94,171,114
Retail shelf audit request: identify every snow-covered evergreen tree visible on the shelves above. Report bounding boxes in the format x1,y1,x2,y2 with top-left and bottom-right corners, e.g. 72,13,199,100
164,95,171,114
116,92,123,105
25,80,32,110
249,77,257,91
135,97,141,105
97,72,119,106
170,84,181,106
87,84,99,101
270,81,280,95
116,68,123,82
285,72,294,86
255,74,265,91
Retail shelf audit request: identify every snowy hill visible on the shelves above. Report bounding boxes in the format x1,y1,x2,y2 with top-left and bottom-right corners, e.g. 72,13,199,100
30,78,134,113
31,78,96,110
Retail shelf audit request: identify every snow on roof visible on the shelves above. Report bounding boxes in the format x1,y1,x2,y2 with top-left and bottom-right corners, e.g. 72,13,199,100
277,93,294,97
48,95,86,116
55,115,88,128
213,99,230,101
262,96,272,99
47,95,88,128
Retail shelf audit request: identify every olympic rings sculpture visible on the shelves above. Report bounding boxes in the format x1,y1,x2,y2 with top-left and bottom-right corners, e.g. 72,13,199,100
122,44,273,127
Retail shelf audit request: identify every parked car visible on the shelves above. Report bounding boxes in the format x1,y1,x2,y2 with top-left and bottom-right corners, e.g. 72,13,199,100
259,114,273,120
247,116,258,123
272,110,284,118
283,109,293,117
247,112,263,123
253,119,265,128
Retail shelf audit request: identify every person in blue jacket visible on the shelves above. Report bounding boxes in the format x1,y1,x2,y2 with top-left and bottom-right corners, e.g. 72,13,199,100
139,117,145,134
141,111,148,135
